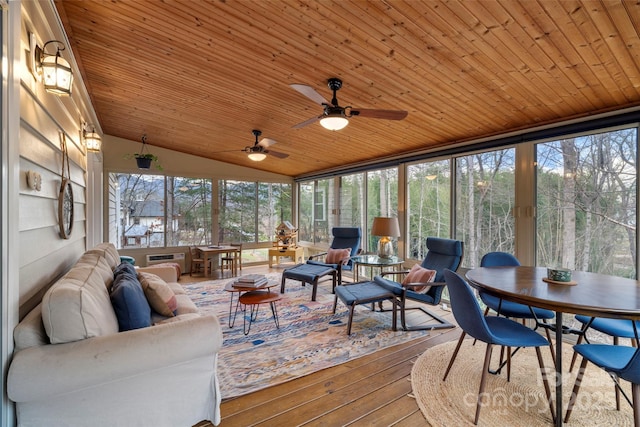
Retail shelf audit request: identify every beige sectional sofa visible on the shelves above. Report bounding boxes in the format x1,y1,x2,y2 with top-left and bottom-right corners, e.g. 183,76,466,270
7,243,223,427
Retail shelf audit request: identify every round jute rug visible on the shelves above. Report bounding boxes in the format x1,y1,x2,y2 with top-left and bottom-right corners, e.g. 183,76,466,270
411,339,634,426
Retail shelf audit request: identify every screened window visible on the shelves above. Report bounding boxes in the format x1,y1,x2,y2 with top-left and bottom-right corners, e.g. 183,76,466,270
455,149,516,268
110,173,165,249
407,160,451,260
166,177,212,246
536,128,638,278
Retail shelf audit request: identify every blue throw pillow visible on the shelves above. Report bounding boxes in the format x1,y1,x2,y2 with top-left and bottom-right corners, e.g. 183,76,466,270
114,261,137,278
110,273,152,331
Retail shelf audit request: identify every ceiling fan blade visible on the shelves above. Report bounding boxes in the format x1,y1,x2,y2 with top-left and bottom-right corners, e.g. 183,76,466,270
265,149,289,159
292,115,322,129
259,137,277,147
290,84,331,106
352,109,408,120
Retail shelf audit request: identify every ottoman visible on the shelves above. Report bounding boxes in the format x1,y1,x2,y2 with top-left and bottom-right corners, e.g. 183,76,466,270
281,263,338,301
333,281,398,335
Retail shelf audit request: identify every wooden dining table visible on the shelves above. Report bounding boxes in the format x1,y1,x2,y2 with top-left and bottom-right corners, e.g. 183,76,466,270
197,245,240,277
465,266,640,427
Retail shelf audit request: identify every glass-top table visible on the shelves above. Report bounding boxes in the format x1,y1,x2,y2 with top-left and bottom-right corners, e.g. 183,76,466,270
350,254,404,281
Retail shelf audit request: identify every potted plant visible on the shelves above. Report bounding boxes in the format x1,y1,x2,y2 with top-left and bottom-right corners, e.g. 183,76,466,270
127,135,162,170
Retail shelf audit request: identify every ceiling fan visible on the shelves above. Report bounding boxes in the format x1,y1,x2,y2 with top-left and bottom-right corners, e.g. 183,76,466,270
244,129,289,161
290,78,408,131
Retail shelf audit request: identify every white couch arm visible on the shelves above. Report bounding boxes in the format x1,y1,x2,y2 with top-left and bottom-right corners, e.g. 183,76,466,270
137,265,178,283
8,314,222,402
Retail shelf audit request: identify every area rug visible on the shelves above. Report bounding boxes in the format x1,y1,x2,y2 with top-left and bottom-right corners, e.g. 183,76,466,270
184,273,429,399
411,339,633,426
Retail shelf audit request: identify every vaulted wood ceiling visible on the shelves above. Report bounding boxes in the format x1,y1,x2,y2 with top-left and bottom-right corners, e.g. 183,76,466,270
55,0,640,177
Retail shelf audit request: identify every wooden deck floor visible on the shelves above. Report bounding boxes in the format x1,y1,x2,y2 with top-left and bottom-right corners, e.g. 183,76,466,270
189,263,460,427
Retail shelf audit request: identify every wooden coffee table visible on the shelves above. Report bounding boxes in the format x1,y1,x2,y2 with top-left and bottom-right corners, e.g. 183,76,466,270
223,280,278,328
238,290,283,335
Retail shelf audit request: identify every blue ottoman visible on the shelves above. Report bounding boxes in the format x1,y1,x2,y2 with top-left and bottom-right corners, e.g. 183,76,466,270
334,281,397,335
281,263,338,301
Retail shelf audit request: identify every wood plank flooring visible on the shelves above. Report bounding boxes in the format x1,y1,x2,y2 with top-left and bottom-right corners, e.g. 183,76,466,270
189,263,461,427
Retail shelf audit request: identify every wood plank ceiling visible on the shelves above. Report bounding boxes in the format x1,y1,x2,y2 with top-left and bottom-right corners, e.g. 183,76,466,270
54,0,640,177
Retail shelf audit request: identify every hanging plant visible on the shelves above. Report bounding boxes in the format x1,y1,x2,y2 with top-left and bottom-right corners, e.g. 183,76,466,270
125,134,163,170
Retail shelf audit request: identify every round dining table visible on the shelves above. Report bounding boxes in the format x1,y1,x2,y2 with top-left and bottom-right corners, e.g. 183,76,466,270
465,266,640,427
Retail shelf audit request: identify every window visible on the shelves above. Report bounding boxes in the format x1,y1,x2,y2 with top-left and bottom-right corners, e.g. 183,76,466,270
536,128,637,278
367,168,398,252
455,149,516,268
109,174,291,255
298,179,334,245
407,160,451,260
340,173,365,227
166,177,212,246
110,173,165,249
218,180,292,243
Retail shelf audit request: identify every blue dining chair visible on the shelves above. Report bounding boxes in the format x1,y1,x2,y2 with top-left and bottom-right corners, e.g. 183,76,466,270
565,343,640,425
442,269,555,425
569,315,640,410
479,252,556,374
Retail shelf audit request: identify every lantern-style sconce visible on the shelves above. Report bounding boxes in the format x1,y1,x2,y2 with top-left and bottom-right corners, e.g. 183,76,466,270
33,39,73,96
83,123,102,153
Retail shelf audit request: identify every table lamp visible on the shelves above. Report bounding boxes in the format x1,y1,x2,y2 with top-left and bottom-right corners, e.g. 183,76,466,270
371,217,401,258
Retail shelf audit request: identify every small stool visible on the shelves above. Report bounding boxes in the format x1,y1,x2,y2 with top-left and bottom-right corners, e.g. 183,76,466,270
334,281,398,335
238,290,282,335
281,263,338,301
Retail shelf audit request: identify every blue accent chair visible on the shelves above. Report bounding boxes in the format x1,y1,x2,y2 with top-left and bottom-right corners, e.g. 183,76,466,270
479,252,556,374
569,315,640,410
442,269,555,425
565,343,640,424
374,237,463,330
307,227,362,284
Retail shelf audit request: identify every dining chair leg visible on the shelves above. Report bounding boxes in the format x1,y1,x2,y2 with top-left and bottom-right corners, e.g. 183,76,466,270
569,333,587,373
611,336,622,412
633,382,640,427
565,356,589,423
506,346,511,382
541,320,556,367
535,346,556,424
474,344,494,425
443,332,466,381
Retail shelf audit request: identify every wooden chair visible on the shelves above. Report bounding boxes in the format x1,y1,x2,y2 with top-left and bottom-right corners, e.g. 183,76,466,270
221,243,242,276
189,246,206,276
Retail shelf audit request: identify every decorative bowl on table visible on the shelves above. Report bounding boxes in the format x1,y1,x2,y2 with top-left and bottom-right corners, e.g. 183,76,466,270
547,267,572,282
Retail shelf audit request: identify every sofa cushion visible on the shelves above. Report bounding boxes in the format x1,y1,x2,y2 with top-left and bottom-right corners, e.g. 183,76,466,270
85,242,120,270
138,272,177,317
42,265,119,344
75,253,114,289
110,273,152,331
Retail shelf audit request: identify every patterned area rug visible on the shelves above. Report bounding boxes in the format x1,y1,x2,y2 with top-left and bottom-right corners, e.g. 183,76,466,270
411,339,633,426
184,273,429,399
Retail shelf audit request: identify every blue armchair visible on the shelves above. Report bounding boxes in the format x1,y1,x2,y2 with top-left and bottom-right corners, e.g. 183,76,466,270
307,227,362,284
374,237,463,331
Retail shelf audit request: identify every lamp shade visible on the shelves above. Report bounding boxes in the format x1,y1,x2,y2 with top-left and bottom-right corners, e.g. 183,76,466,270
371,217,401,237
320,115,349,131
248,152,267,161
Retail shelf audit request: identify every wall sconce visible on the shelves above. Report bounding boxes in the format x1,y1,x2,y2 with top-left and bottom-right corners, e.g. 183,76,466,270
34,39,73,96
83,124,102,153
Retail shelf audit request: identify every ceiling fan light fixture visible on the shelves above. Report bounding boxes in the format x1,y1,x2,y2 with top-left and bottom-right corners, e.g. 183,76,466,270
320,115,349,131
248,152,267,161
